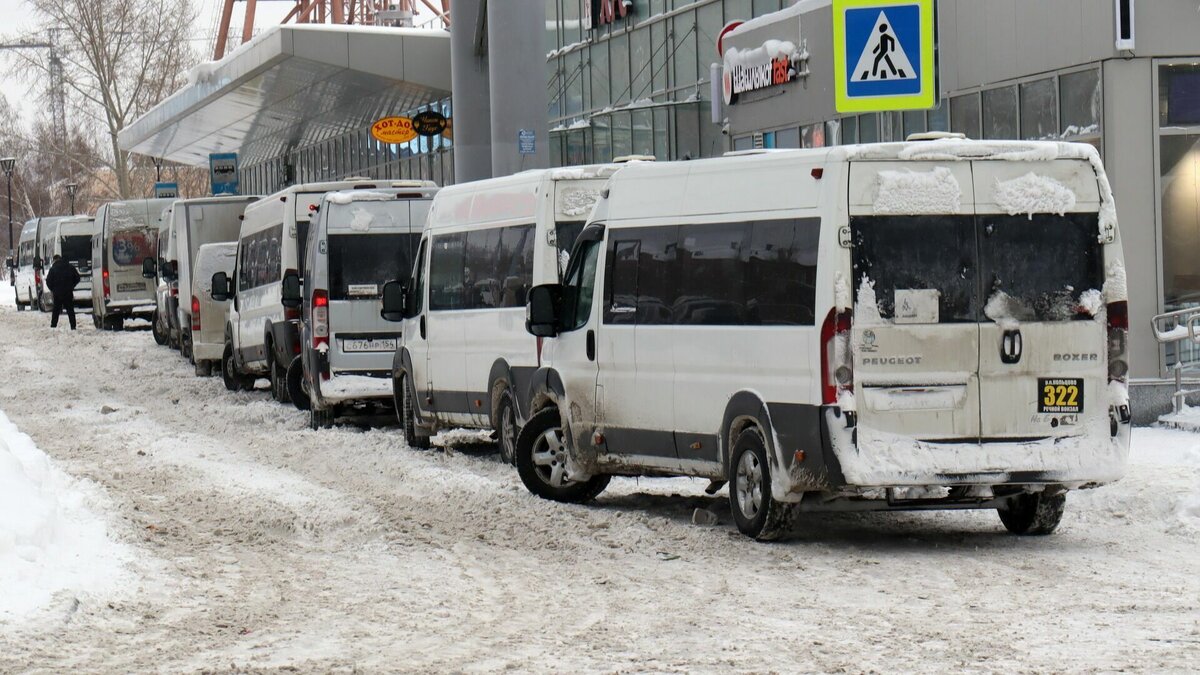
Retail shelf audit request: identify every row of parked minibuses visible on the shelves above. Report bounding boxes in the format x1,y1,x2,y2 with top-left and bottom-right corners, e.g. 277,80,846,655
8,136,1134,540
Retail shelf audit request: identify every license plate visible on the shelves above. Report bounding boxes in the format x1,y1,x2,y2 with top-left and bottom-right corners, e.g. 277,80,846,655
347,284,379,297
343,338,397,352
1038,378,1083,413
116,282,146,292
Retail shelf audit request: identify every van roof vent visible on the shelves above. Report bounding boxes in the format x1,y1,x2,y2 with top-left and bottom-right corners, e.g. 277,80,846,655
906,131,968,142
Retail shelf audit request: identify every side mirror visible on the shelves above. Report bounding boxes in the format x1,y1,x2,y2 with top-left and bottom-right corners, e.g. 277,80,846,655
525,283,563,338
381,279,407,322
280,270,302,309
211,271,230,302
141,257,157,279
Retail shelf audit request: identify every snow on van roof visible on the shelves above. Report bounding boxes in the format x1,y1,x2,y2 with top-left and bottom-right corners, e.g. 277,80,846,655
838,138,1091,163
326,191,395,205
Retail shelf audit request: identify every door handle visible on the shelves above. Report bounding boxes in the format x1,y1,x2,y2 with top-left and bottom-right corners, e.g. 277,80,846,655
586,329,595,362
419,314,426,339
1001,329,1022,364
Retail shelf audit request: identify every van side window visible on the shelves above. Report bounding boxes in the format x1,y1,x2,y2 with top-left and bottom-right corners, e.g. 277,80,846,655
465,227,503,308
497,224,534,307
410,238,427,315
239,240,254,292
430,224,535,311
562,238,602,331
602,219,820,327
429,232,467,310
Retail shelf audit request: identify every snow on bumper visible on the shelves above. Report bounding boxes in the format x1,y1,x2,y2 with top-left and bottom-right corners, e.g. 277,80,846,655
318,374,393,403
822,409,1130,489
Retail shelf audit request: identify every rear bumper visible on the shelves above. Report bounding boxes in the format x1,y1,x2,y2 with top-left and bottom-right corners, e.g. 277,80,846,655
103,300,156,316
193,340,224,361
773,407,1131,501
314,372,393,404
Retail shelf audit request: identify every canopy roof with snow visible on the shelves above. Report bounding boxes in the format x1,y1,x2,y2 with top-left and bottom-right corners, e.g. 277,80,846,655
118,24,451,167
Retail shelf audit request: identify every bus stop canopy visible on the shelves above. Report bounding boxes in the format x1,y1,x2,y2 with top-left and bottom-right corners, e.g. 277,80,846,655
119,24,451,167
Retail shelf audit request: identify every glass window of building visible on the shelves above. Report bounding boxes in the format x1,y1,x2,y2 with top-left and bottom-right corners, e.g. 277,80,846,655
1159,64,1200,331
632,109,653,156
982,86,1018,139
591,42,611,111
610,32,631,105
753,0,781,14
858,113,879,143
950,93,981,139
696,3,723,81
733,136,753,151
653,107,670,160
676,105,701,159
801,124,825,148
903,110,926,138
840,116,858,144
612,111,633,158
567,128,589,165
593,114,612,163
1020,78,1058,140
630,27,652,101
927,99,949,132
776,127,801,149
651,21,668,94
565,50,584,117
1059,69,1101,137
726,0,751,19
561,0,582,47
673,14,698,91
1160,64,1200,127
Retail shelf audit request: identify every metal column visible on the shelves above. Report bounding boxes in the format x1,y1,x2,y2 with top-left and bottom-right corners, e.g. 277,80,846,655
450,0,493,183
486,0,549,177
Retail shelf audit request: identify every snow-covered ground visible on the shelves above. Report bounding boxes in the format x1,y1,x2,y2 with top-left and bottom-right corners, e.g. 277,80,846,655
0,287,1198,671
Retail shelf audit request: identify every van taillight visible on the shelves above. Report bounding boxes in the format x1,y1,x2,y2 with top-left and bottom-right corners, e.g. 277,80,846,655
820,308,854,406
312,289,329,351
191,296,201,331
102,268,110,297
1107,300,1129,381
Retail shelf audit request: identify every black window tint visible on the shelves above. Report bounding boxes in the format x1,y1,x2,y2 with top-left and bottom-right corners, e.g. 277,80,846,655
852,215,978,323
411,238,427,315
555,220,586,280
238,241,251,291
676,223,749,325
604,238,640,325
746,219,820,325
429,232,466,311
980,213,1103,322
296,220,310,279
465,227,502,309
328,233,419,301
497,224,534,308
62,236,90,264
634,226,679,325
563,238,602,331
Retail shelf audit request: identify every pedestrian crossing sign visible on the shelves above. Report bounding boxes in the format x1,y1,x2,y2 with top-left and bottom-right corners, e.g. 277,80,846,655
833,0,936,113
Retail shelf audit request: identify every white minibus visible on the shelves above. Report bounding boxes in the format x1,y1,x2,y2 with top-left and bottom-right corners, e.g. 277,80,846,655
381,165,621,460
13,217,64,311
91,198,175,330
39,216,96,309
519,138,1132,540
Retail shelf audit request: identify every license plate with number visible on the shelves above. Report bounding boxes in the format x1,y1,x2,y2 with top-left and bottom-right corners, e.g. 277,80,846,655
116,282,146,292
343,338,397,353
1038,378,1083,413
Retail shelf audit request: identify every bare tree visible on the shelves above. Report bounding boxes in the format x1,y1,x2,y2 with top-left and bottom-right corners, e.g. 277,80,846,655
10,0,198,199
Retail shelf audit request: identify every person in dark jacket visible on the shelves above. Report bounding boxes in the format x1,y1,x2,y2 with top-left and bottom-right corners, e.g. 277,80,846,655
45,255,81,330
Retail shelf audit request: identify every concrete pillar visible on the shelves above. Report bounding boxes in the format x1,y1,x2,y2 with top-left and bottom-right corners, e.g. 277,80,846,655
450,0,492,183
486,0,550,177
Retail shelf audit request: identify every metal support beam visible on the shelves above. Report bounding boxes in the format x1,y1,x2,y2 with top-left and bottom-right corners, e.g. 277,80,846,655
451,0,491,182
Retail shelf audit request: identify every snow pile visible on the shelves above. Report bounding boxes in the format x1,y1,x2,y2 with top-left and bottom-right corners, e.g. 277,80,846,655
993,172,1077,218
327,191,394,205
1079,288,1104,318
320,375,393,402
557,187,602,218
897,139,1063,163
348,207,374,232
0,409,131,618
1103,260,1127,303
873,167,961,215
983,290,1021,330
726,0,827,37
723,40,798,70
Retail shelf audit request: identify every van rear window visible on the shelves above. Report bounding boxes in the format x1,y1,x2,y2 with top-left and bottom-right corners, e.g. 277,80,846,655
328,233,420,301
62,236,91,265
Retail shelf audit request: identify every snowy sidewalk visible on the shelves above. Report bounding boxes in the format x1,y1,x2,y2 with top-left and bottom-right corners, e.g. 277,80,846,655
0,408,133,620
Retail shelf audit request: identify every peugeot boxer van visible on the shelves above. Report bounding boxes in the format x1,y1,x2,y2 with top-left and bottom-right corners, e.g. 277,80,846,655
212,179,422,401
381,166,621,459
519,138,1132,541
290,184,435,429
149,205,177,346
192,243,237,376
91,198,174,330
39,216,96,309
13,217,64,311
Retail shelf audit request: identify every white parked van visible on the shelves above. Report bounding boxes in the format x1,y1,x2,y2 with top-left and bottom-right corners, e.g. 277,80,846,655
13,217,64,311
518,138,1132,541
38,216,96,309
382,166,620,459
91,198,175,330
292,184,436,428
192,243,237,376
167,196,258,360
213,179,415,401
149,205,177,347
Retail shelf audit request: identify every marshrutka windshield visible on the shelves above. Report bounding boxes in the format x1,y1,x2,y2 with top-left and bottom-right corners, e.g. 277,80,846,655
852,213,1104,323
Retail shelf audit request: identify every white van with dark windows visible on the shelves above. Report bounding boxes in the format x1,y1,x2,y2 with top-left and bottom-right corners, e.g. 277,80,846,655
39,216,96,310
212,179,415,401
382,166,620,459
519,138,1132,541
290,184,436,429
13,217,64,312
91,198,175,330
149,205,177,346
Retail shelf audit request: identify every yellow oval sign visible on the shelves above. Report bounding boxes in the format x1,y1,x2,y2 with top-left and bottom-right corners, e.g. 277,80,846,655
371,116,418,144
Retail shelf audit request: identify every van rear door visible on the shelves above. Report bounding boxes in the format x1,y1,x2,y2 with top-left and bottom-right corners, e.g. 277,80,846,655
848,162,981,444
972,160,1107,441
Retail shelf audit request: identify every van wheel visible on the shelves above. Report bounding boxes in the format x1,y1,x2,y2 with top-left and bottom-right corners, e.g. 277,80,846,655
496,390,518,466
152,313,168,345
400,375,431,449
516,407,610,503
222,343,245,391
729,427,794,541
309,406,335,430
287,356,310,411
270,354,291,404
998,492,1066,535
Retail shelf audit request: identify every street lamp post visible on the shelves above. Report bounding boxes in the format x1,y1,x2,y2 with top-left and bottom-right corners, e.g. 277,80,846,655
1,157,14,259
65,182,78,215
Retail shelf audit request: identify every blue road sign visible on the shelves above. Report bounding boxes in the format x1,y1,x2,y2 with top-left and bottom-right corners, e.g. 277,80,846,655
209,153,239,196
518,129,536,155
